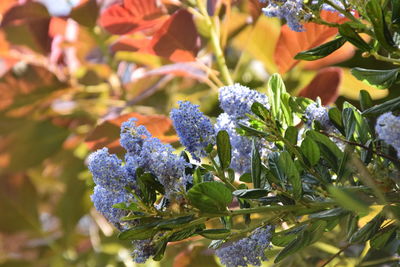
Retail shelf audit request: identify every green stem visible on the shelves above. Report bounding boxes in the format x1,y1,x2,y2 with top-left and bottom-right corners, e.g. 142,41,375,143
203,201,336,217
371,53,400,65
196,0,233,85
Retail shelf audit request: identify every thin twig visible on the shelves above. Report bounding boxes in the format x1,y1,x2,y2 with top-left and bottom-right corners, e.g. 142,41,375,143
320,243,351,267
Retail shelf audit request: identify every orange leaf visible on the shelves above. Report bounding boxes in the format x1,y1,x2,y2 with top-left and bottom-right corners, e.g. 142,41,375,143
85,112,179,154
141,9,200,62
298,67,342,105
111,36,151,53
274,11,347,74
99,0,167,35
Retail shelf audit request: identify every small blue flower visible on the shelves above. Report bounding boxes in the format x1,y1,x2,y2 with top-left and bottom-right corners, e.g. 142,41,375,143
304,103,335,132
132,239,156,263
91,185,130,225
215,225,274,267
170,101,215,161
88,148,128,191
120,118,151,154
261,0,310,32
376,112,400,158
219,84,269,119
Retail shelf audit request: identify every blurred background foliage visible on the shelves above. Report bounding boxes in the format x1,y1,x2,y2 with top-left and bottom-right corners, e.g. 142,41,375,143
0,0,399,266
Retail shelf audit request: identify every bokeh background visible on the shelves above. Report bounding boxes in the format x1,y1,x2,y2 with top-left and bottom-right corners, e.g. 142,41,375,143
1,0,399,266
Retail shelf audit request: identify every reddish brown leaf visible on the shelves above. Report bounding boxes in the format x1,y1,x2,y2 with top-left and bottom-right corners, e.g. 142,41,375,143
1,2,51,53
85,112,179,154
274,11,347,74
298,67,342,105
70,0,99,28
141,9,199,62
99,0,167,35
110,36,151,53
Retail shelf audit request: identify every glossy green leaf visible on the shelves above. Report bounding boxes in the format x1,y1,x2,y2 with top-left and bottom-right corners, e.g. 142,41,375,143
295,36,347,60
199,229,231,240
366,0,396,52
232,189,269,199
339,23,371,51
359,90,373,111
217,130,232,170
278,151,302,200
328,186,369,214
187,182,232,213
349,214,384,243
274,231,311,263
251,139,262,188
300,136,320,166
267,73,285,119
370,224,396,250
363,95,400,115
351,68,400,89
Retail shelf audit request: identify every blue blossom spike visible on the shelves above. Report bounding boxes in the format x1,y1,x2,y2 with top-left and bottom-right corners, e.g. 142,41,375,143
140,137,189,195
304,103,335,132
261,0,310,32
91,185,130,225
215,225,274,267
120,118,151,154
376,112,400,158
132,239,156,263
219,84,269,119
170,101,215,161
88,148,128,191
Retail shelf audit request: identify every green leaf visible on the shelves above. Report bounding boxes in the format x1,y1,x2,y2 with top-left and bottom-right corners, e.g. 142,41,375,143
199,229,231,240
251,139,262,188
392,0,400,24
278,151,302,200
267,73,285,119
251,102,271,121
366,0,396,52
216,130,232,170
119,221,160,240
363,95,400,115
272,232,297,247
339,23,371,51
284,126,298,146
232,189,269,199
281,93,294,126
300,137,320,166
295,37,347,60
187,182,232,213
239,173,252,183
268,152,285,186
342,108,356,140
328,186,370,214
359,90,373,111
309,208,347,219
351,68,400,89
168,225,203,242
153,239,168,261
349,214,384,243
274,231,311,263
370,224,396,250
306,130,343,171
155,215,194,230
345,214,359,239
328,107,345,135
307,220,328,244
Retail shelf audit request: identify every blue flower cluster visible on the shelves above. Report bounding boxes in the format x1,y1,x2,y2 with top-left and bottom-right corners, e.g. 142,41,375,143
88,118,191,262
219,84,269,119
217,84,270,173
170,101,215,161
375,112,400,158
215,225,274,267
304,103,335,132
261,0,309,32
